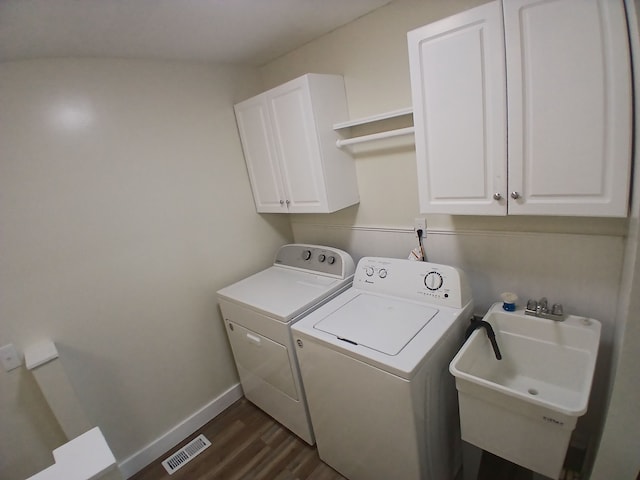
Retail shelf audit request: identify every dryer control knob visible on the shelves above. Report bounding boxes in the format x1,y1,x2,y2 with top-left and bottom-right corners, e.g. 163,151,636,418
365,267,375,276
318,254,326,262
379,269,388,279
303,250,312,260
327,256,336,265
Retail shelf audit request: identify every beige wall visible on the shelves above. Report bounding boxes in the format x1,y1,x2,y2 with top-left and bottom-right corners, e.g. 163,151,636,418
1,1,637,479
261,0,494,229
259,0,627,237
590,1,640,477
258,0,635,471
0,58,291,479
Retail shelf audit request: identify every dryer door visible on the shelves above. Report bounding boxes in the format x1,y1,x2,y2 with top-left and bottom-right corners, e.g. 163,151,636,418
226,321,298,400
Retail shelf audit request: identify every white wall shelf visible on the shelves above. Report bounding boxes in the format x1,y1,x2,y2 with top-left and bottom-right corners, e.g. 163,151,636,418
333,107,413,130
334,107,414,148
336,127,415,147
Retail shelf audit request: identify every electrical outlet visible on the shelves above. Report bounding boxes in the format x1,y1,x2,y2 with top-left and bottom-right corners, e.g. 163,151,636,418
414,217,427,235
0,343,22,371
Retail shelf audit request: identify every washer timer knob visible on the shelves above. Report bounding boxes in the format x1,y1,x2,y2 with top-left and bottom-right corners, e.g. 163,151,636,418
327,256,336,265
379,268,388,279
302,250,312,260
424,271,443,291
365,266,375,277
318,254,326,263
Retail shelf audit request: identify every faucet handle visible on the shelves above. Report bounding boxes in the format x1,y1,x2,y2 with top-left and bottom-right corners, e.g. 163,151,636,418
552,303,564,316
526,299,537,311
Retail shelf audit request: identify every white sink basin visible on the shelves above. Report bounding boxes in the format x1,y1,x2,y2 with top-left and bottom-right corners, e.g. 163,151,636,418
451,303,601,415
449,302,601,479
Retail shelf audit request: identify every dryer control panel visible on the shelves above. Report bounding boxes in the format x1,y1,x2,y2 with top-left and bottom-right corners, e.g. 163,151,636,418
274,244,355,279
354,257,472,309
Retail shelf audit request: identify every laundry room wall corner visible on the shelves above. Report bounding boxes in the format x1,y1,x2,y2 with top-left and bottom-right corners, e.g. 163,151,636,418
0,58,292,480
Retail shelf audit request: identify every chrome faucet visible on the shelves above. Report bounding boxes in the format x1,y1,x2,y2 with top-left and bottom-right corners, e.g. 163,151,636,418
525,297,565,321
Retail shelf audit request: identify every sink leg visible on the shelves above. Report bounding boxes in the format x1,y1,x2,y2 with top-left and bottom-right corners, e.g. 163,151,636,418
461,441,482,480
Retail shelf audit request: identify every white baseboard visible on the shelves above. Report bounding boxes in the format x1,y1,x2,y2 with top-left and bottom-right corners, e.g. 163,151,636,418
118,383,243,479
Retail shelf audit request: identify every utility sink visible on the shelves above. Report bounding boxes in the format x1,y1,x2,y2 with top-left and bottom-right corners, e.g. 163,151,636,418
449,302,601,479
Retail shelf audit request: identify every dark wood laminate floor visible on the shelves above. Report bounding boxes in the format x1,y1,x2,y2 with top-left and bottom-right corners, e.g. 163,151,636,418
130,398,345,480
130,397,582,480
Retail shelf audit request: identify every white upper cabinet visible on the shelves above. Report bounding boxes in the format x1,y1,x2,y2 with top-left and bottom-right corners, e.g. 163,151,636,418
408,1,507,215
234,74,359,213
408,0,632,217
504,0,632,216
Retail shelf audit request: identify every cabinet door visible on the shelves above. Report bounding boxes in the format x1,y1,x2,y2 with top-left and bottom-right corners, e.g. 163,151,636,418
269,78,329,213
234,96,287,212
504,0,632,216
408,1,508,215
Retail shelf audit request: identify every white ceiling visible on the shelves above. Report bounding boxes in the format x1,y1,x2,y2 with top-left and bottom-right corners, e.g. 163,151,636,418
0,0,393,65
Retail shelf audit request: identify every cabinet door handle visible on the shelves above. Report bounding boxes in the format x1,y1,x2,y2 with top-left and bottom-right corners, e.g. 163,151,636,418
280,200,285,205
510,191,520,199
493,193,502,200
286,200,290,206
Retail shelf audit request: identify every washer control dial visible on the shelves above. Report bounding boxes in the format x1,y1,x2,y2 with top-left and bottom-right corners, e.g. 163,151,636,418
302,250,312,261
327,256,336,265
365,266,375,277
424,271,443,291
318,254,326,263
379,268,388,279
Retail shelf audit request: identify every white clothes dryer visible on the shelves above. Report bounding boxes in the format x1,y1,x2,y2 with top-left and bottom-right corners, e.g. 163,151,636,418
217,244,355,445
291,257,473,480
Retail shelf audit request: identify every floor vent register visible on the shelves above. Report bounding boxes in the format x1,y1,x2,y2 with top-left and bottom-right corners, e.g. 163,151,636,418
161,434,211,474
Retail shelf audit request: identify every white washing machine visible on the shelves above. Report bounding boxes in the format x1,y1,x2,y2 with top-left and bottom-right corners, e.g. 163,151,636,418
291,257,473,480
217,244,355,445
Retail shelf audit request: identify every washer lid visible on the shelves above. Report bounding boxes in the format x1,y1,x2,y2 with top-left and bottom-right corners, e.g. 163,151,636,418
314,293,438,355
